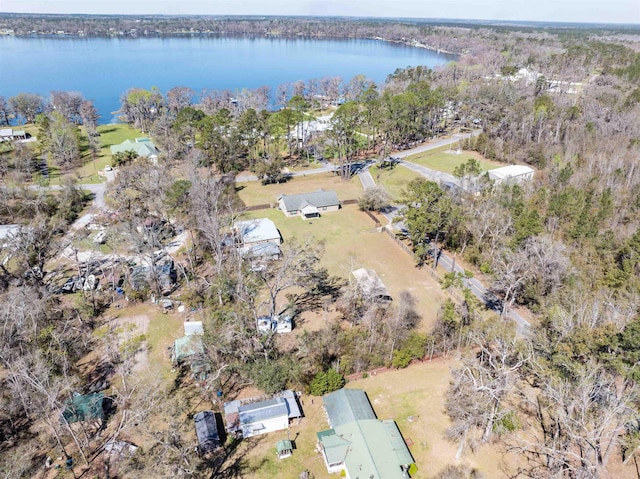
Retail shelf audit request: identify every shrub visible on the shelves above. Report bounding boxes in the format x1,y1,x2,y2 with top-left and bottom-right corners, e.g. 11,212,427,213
309,369,346,396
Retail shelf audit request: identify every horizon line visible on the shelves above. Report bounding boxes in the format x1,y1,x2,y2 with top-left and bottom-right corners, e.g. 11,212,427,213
0,12,638,28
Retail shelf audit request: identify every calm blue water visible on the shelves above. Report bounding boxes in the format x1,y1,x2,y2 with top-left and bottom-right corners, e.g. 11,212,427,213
0,35,453,123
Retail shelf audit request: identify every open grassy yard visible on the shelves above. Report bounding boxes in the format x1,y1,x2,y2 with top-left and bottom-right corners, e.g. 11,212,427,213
236,173,363,207
235,358,519,479
369,164,423,200
406,149,502,175
242,204,445,330
72,123,144,184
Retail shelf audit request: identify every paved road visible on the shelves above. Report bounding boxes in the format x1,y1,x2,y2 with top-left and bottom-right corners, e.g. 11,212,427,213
431,250,531,332
392,130,482,186
236,163,337,182
400,161,460,186
357,167,376,190
356,131,530,331
35,182,107,230
391,129,482,159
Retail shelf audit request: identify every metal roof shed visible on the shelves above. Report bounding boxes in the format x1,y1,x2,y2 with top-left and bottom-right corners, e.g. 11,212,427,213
62,392,105,424
351,268,392,301
173,335,205,363
194,411,222,452
276,439,293,459
184,321,204,336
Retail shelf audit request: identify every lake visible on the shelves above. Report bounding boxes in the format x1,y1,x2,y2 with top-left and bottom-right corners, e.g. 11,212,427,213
0,35,454,123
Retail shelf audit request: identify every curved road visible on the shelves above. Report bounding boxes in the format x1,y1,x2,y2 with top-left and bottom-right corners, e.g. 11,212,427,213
360,130,531,332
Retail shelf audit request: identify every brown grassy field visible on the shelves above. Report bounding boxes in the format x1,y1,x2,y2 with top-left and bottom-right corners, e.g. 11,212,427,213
242,204,445,331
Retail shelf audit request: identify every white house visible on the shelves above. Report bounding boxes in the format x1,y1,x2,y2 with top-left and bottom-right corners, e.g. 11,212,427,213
488,165,535,184
224,390,302,438
234,218,281,246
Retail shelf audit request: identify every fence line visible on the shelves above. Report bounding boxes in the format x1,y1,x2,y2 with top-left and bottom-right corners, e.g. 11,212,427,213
363,210,381,228
244,203,271,211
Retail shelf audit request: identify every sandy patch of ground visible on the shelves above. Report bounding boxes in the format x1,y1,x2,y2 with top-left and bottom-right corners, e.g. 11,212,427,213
113,314,150,373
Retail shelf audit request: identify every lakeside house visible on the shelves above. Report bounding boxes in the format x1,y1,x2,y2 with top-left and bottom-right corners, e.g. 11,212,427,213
277,190,340,219
317,388,415,478
224,390,303,438
0,128,27,142
487,165,535,184
110,138,159,163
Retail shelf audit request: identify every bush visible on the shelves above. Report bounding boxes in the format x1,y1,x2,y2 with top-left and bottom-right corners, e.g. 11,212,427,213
391,349,414,369
309,369,346,396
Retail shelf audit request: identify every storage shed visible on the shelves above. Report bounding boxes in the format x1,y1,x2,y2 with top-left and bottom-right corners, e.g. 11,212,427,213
194,411,222,453
351,268,392,301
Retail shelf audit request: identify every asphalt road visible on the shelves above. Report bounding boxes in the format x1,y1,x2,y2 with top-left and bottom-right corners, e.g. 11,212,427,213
373,130,531,331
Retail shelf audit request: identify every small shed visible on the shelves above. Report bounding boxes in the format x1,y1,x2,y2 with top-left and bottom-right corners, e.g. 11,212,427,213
351,268,392,301
194,411,222,453
184,321,204,336
173,335,205,364
276,439,293,459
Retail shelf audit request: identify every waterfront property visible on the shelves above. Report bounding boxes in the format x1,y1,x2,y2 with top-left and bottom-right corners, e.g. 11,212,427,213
317,388,415,478
110,138,159,163
0,128,26,141
277,190,340,218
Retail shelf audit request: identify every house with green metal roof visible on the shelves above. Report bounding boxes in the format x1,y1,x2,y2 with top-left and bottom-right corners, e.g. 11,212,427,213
110,138,159,163
317,389,415,478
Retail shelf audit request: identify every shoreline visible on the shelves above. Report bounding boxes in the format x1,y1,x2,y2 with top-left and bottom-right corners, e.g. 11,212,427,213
0,31,463,57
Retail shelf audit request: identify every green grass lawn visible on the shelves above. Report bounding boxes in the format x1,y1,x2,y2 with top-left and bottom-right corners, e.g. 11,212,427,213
369,164,422,200
74,123,144,183
406,149,502,175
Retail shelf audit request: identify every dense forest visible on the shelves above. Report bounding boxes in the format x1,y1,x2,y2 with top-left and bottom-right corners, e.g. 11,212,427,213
2,15,640,479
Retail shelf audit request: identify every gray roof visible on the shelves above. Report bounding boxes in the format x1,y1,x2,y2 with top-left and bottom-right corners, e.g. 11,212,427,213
239,397,288,425
278,190,340,212
276,389,302,418
194,411,221,451
0,224,19,241
234,218,281,244
323,389,376,428
239,242,281,258
224,389,302,432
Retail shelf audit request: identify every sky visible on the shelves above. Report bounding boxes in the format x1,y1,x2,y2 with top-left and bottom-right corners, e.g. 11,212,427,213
1,0,639,24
